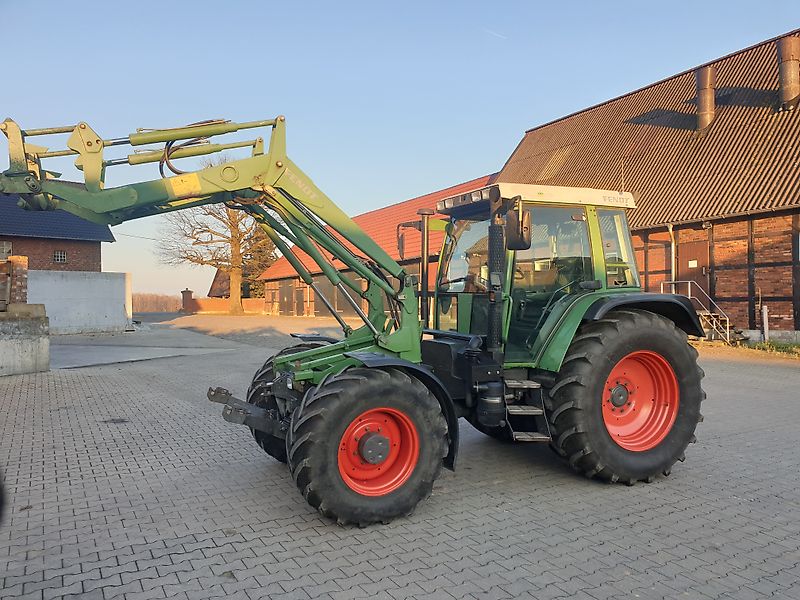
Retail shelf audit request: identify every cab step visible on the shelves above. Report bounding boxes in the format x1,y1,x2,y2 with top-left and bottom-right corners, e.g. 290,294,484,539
505,379,541,389
512,431,551,442
507,405,544,416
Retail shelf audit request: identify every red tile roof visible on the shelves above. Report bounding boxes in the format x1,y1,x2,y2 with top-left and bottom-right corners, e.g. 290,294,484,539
260,174,495,281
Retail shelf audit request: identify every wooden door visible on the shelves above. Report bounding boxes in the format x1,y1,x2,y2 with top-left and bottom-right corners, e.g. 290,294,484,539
677,240,710,297
279,280,293,315
294,287,305,316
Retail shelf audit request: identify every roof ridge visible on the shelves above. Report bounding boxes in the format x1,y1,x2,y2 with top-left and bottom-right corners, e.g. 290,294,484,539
523,28,800,135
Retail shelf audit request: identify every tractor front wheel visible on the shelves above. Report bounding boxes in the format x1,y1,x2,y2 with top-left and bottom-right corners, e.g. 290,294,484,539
246,342,327,463
548,309,704,484
287,367,448,525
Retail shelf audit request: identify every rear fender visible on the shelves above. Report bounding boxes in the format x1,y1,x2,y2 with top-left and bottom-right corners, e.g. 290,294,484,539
534,292,705,373
344,351,459,471
583,293,705,337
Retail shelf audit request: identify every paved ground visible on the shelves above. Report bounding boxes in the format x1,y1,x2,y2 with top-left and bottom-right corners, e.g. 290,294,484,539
2,315,800,599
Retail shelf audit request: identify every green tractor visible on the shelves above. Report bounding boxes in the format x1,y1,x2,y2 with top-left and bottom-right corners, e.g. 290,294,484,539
1,116,704,525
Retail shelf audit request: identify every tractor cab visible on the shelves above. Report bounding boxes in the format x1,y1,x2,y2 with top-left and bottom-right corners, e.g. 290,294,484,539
433,183,639,363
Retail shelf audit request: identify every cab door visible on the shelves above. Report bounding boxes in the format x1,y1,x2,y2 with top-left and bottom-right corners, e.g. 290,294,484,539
505,205,593,362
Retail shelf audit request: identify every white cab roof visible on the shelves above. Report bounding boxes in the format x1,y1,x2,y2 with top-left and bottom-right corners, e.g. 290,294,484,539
436,183,636,212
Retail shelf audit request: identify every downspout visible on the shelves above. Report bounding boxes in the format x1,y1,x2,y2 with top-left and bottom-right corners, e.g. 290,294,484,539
667,223,676,283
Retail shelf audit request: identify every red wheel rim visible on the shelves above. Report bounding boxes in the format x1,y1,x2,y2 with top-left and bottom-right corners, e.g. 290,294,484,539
337,408,420,496
602,351,679,452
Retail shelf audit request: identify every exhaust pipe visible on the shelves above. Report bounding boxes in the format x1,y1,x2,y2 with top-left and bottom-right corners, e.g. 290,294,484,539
777,36,800,110
695,66,716,132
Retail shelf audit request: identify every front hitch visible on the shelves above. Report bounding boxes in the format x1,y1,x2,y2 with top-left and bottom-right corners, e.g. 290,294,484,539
207,387,286,438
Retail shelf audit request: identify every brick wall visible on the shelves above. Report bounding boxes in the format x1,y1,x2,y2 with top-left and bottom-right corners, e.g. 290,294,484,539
8,255,28,303
0,236,101,271
644,230,672,293
180,289,266,314
712,220,749,327
635,211,799,331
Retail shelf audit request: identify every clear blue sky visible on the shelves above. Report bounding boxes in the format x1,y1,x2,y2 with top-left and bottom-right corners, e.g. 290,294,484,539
2,1,796,294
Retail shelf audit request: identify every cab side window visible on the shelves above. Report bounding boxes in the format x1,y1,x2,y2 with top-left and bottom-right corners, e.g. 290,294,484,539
598,209,640,287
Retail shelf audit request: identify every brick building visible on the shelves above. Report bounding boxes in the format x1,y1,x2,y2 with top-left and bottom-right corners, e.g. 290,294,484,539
0,193,115,271
258,175,494,316
258,32,800,336
498,31,800,335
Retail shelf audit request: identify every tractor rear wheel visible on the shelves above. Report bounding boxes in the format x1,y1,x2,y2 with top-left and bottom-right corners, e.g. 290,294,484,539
246,342,327,463
287,367,448,526
548,309,704,484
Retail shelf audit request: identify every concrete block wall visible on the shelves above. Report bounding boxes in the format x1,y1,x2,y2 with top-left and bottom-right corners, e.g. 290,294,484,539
27,270,132,334
0,303,49,376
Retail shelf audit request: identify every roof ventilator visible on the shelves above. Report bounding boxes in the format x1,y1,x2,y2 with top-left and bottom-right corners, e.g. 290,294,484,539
777,35,800,111
695,65,716,133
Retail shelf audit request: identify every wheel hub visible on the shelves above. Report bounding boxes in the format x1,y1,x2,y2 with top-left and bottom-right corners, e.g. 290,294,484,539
358,431,390,464
609,384,630,407
337,407,420,497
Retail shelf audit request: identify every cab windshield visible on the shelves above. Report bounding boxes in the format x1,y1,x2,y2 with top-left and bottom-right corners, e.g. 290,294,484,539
438,219,490,293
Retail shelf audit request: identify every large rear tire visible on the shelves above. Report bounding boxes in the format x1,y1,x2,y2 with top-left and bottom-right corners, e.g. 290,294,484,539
548,309,704,484
246,342,327,463
287,367,448,526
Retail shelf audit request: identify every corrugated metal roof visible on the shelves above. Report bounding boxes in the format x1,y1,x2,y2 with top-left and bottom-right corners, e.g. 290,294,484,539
498,30,800,230
0,193,115,242
260,174,496,281
208,269,230,298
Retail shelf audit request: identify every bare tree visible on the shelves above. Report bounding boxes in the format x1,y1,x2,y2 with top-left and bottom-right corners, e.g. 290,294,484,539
158,199,276,314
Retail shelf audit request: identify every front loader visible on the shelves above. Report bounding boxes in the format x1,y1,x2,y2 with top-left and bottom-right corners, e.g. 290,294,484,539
1,116,705,525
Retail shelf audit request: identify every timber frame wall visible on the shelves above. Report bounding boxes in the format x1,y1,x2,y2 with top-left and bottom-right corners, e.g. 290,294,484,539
632,209,800,332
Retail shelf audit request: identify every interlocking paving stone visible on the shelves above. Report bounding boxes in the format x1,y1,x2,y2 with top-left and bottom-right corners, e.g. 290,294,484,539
2,331,800,600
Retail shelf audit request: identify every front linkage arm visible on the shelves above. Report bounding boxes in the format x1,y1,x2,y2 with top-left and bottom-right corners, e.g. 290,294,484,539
0,116,422,371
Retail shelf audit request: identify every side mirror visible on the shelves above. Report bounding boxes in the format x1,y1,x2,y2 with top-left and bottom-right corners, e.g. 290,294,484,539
506,207,531,250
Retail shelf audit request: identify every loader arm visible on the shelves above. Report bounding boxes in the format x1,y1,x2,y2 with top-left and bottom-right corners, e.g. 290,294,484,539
0,116,422,367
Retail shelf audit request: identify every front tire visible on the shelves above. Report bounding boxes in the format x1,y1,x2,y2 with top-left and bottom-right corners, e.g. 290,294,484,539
246,342,327,463
287,367,448,525
548,309,704,484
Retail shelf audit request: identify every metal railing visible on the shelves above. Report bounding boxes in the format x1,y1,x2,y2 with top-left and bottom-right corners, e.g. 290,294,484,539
660,280,732,344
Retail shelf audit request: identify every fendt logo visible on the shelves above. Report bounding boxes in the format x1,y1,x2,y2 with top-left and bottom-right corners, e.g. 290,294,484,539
284,168,318,202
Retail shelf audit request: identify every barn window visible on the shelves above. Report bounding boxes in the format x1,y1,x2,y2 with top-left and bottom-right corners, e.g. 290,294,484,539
0,241,11,260
53,250,67,263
